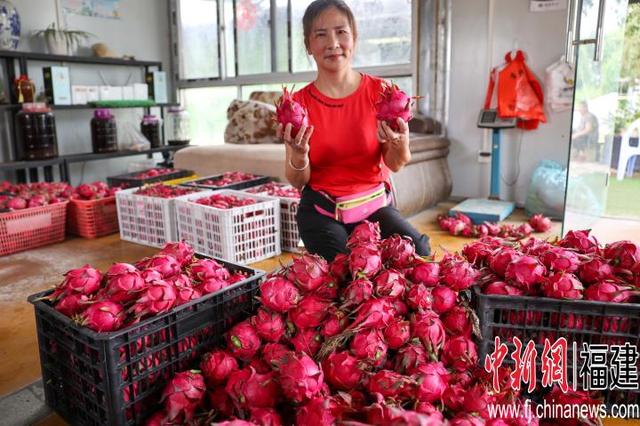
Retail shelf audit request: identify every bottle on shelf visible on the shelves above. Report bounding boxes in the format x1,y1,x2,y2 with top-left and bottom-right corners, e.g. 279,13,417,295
140,114,162,148
14,74,35,103
166,106,190,146
91,109,118,153
15,103,58,160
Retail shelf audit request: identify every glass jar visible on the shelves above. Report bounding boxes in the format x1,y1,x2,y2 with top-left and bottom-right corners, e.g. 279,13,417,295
140,114,162,148
91,109,118,153
15,106,58,160
166,106,190,145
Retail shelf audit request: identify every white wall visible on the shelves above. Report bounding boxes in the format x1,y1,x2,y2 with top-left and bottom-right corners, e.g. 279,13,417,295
2,0,170,185
448,0,572,205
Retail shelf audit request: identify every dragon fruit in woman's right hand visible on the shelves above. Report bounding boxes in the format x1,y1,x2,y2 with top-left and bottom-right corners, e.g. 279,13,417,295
275,87,309,139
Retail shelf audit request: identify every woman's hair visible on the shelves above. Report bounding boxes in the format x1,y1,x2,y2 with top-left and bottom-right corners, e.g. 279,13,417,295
303,0,357,50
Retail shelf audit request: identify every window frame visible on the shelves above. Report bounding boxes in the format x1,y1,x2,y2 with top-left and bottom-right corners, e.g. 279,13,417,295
169,0,449,133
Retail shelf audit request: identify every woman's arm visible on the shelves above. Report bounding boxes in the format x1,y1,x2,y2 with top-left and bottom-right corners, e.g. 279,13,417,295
378,118,411,172
279,123,313,189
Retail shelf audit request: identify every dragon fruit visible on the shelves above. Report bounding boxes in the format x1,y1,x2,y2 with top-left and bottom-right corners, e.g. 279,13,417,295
349,297,396,330
189,258,230,282
540,247,581,273
250,408,283,426
252,308,286,343
489,248,522,277
7,197,27,210
384,318,411,349
584,281,636,303
411,311,446,355
347,220,381,248
529,213,552,232
450,414,486,426
278,352,324,403
463,383,495,419
604,240,640,269
321,308,348,338
227,321,262,360
287,253,330,292
289,295,330,329
376,83,414,131
462,241,495,267
329,253,350,282
322,351,363,390
348,243,383,278
159,241,194,267
54,293,91,317
414,362,449,403
197,277,228,294
262,343,290,368
440,258,478,291
431,285,457,314
133,280,177,316
374,269,407,298
394,341,427,374
405,284,432,311
259,276,300,312
200,350,238,384
275,87,309,138
484,280,524,296
295,396,337,426
443,383,466,411
542,273,584,300
174,283,201,305
290,328,323,357
442,336,478,372
61,265,102,296
105,268,145,303
226,367,280,409
145,255,181,278
350,329,388,367
366,370,412,400
313,276,339,300
341,276,374,307
559,229,600,255
407,260,440,287
505,256,546,292
381,235,416,268
578,258,614,283
161,370,205,422
76,301,124,332
442,306,473,337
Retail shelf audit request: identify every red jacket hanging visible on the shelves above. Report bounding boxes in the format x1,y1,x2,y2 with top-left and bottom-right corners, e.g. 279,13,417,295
484,50,547,130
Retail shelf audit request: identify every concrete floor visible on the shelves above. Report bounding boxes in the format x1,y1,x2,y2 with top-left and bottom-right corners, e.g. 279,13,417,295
0,202,564,425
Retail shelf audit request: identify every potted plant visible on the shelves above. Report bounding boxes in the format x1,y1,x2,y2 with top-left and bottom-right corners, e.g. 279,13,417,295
33,22,94,56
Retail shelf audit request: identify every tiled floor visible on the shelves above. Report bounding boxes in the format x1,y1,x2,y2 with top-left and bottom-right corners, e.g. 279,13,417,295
0,202,563,425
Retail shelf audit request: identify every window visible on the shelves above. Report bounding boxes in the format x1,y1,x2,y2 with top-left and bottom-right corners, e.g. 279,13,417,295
171,0,446,145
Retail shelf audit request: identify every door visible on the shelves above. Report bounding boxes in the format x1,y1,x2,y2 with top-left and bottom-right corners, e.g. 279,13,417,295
563,0,640,243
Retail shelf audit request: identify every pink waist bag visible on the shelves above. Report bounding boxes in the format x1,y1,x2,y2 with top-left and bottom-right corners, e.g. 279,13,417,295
314,183,391,224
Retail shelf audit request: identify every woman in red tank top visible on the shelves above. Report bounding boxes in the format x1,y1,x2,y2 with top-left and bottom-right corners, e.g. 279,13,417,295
277,0,430,261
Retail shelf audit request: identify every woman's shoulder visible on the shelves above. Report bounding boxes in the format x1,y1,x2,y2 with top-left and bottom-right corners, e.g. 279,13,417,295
361,73,388,103
292,82,315,104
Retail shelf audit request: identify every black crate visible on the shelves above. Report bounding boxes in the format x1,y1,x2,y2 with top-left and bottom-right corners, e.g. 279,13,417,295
29,259,263,426
472,286,640,411
180,173,270,191
107,168,193,188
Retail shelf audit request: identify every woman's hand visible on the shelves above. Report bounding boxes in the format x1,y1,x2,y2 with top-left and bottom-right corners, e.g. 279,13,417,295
278,123,314,161
377,118,411,172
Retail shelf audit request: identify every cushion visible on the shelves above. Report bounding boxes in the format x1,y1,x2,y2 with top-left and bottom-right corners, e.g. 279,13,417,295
224,99,280,145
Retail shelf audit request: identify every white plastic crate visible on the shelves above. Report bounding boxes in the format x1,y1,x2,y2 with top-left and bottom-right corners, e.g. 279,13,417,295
244,183,302,252
116,187,212,248
175,189,281,264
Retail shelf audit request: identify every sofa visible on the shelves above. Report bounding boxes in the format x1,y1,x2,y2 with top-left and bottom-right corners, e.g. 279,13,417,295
174,94,452,218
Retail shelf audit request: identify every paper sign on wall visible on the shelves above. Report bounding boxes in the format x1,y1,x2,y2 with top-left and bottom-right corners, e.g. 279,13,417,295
530,0,568,12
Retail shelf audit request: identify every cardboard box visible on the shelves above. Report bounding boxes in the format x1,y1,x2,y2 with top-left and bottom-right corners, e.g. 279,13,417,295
145,71,167,103
43,66,72,105
71,85,88,105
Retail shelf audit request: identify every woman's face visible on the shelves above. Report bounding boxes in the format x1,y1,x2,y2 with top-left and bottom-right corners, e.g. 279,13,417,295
307,7,355,72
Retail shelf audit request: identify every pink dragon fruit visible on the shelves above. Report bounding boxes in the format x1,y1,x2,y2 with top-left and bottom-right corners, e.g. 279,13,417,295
440,258,479,291
321,308,348,338
376,83,414,131
350,329,388,367
159,241,194,267
189,258,230,282
405,284,432,311
262,343,290,368
132,280,177,316
442,306,473,337
275,87,309,138
200,350,238,384
227,321,262,360
505,256,546,292
411,311,446,355
529,213,552,232
348,243,383,278
394,341,427,374
226,367,280,409
384,318,411,349
431,285,457,314
174,282,202,305
584,281,637,303
160,371,206,422
520,237,554,257
295,396,337,426
408,260,440,287
252,308,286,342
414,362,449,403
463,383,495,419
278,352,324,403
349,297,396,330
289,295,330,329
578,258,614,283
489,248,522,277
54,293,91,317
322,351,363,390
604,240,640,270
484,280,524,296
542,273,584,300
540,247,581,273
105,268,145,303
443,383,466,411
287,253,330,292
250,408,283,426
381,235,416,269
559,229,600,255
61,264,102,296
462,241,495,267
341,276,374,307
197,277,228,295
374,269,407,298
449,414,486,426
329,253,350,282
442,336,478,372
313,276,339,300
366,370,412,400
347,220,381,248
260,275,300,312
290,328,323,357
145,254,181,279
76,301,124,332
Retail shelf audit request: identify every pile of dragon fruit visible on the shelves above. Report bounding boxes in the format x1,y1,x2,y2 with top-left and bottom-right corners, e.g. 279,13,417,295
134,184,200,198
194,194,257,209
0,181,73,211
246,182,301,199
468,229,640,302
133,168,183,180
438,213,552,240
195,172,259,188
46,242,249,332
143,221,608,426
71,181,120,201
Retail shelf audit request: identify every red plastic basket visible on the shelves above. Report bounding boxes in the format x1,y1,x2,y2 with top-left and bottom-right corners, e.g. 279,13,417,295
67,197,119,238
0,201,68,256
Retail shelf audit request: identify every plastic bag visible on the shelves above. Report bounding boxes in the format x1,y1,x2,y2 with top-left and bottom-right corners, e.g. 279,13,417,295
525,160,567,219
544,58,574,112
119,122,151,151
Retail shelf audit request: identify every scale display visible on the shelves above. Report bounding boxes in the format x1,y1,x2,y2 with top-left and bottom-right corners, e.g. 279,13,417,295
477,109,517,129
